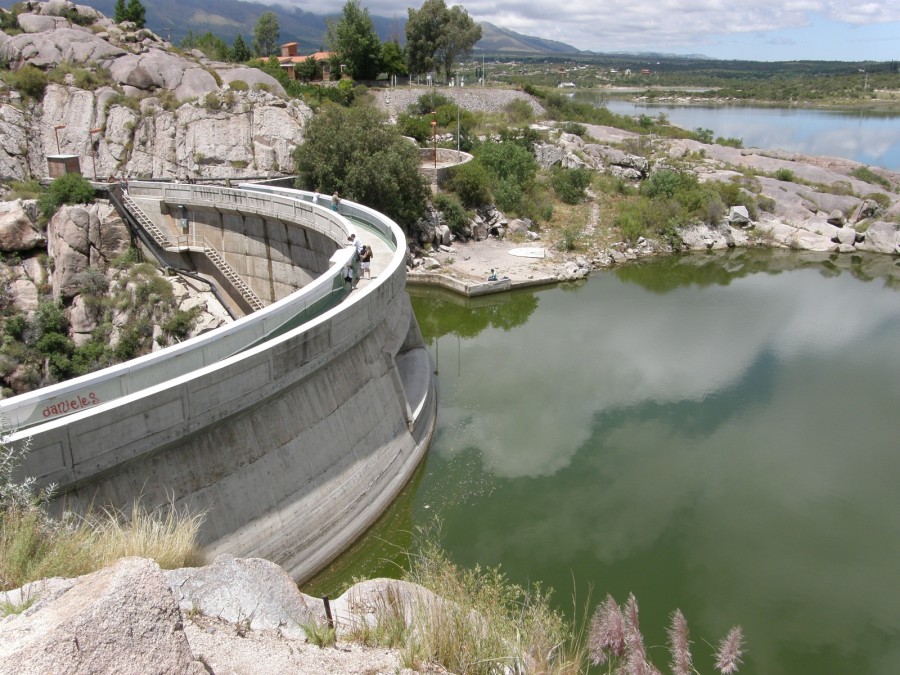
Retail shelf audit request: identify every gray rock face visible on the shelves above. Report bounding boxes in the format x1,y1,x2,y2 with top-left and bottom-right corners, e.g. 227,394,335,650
857,221,900,254
0,557,207,675
45,202,130,299
0,6,299,182
0,26,126,69
165,554,318,640
507,218,530,234
0,199,45,251
16,12,66,33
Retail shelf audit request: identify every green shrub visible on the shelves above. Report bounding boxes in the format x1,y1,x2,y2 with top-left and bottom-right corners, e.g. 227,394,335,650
503,98,533,124
4,314,27,340
75,267,109,296
864,192,891,209
0,6,23,33
716,136,744,148
550,166,591,204
407,91,453,116
851,166,891,189
476,141,537,186
5,65,48,100
433,193,468,234
202,92,221,110
494,177,523,212
161,308,198,342
694,127,714,144
398,113,432,144
8,179,42,200
559,121,587,138
774,168,795,182
446,160,492,208
556,224,580,251
758,195,777,213
70,339,111,376
228,79,249,92
38,173,95,219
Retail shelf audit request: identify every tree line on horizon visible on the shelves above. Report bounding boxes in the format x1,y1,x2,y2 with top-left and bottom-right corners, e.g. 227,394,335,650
171,0,480,84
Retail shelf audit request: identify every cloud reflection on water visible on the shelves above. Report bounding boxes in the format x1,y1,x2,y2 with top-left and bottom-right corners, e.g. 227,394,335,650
417,255,900,674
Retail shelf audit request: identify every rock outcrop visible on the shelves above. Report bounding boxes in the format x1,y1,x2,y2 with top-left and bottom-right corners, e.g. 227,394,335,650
0,199,45,251
0,1,310,182
0,556,442,675
0,558,207,675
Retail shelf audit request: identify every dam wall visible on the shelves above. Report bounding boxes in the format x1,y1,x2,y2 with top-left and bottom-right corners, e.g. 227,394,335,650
4,183,436,582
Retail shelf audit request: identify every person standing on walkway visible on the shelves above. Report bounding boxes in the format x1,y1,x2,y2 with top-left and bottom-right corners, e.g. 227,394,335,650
347,234,364,286
359,244,373,278
332,191,341,212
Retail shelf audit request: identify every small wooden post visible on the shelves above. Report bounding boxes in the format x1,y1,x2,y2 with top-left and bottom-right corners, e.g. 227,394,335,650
322,595,334,629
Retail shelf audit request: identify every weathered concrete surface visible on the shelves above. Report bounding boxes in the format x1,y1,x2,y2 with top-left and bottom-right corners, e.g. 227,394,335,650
8,185,437,582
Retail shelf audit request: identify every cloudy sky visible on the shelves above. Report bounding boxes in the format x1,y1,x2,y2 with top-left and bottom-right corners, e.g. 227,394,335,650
263,0,899,61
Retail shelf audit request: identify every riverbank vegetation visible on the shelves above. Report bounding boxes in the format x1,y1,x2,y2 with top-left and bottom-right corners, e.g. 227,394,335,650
492,56,899,107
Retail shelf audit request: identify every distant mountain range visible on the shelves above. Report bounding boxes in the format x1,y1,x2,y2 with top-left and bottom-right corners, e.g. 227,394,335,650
1,0,582,55
0,0,705,59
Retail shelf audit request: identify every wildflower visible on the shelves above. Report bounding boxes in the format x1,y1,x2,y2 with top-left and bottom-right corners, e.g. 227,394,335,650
588,594,626,665
667,609,693,675
715,625,744,674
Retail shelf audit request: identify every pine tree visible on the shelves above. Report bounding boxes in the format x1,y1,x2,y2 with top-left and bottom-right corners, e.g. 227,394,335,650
230,34,251,63
113,0,127,23
124,0,146,28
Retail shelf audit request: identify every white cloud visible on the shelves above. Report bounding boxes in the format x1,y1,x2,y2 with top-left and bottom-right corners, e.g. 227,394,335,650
264,0,900,58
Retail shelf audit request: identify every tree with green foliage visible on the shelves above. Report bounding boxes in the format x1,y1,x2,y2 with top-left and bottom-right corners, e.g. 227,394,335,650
436,4,481,80
293,105,428,231
381,39,407,79
406,0,481,81
125,0,146,28
296,55,321,82
405,0,443,77
253,11,280,57
114,0,146,27
326,0,382,81
229,34,251,63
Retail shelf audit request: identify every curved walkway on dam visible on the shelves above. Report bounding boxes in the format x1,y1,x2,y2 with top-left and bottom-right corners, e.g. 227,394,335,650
3,181,437,582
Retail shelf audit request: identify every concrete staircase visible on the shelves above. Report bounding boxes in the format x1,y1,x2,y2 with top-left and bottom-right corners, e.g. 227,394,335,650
121,192,265,312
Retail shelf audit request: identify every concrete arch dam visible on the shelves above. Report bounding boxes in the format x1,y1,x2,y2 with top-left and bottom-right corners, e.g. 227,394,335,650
3,181,437,582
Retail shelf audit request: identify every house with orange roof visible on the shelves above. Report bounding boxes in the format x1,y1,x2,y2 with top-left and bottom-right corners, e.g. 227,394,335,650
278,42,336,81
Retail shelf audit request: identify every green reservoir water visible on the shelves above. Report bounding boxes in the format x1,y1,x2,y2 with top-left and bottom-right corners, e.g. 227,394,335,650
306,250,900,675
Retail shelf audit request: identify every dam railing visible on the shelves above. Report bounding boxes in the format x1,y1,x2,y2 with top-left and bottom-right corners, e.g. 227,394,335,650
0,182,400,431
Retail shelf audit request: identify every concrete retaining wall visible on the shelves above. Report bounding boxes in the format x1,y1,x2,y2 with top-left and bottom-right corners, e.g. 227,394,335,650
6,183,437,582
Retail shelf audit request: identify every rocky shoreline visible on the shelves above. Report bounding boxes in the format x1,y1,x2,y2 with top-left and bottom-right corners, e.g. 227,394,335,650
0,555,448,675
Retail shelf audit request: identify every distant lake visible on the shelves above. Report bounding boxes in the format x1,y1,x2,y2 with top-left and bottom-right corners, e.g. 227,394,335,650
575,94,900,171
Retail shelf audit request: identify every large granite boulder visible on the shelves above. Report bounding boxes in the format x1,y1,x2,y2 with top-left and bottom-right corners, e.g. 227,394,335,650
46,202,130,298
0,27,125,69
0,199,45,251
0,557,206,675
857,221,900,254
217,65,285,95
165,554,319,639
